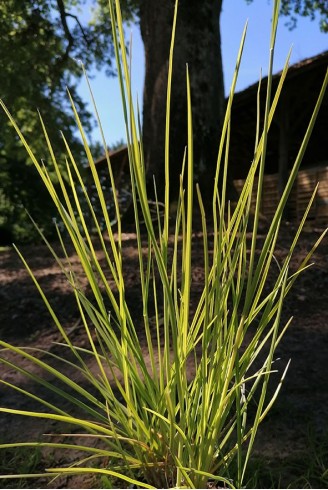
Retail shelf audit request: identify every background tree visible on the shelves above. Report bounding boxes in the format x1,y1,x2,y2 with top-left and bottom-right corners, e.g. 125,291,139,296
1,0,326,242
0,0,136,243
140,0,227,206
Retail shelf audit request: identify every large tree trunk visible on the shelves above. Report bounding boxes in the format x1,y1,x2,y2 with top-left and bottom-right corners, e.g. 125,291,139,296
139,0,237,207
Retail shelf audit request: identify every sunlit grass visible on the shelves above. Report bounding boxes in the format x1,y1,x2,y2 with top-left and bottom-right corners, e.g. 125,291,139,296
0,0,327,488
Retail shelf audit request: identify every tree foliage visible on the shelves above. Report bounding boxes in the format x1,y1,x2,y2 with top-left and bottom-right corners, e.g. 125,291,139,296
0,0,136,243
247,0,328,31
281,0,328,31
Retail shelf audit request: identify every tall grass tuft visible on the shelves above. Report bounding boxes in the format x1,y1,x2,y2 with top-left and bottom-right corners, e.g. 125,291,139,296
0,0,327,488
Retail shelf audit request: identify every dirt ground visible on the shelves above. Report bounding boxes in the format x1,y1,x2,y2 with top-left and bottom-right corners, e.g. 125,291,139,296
0,223,328,488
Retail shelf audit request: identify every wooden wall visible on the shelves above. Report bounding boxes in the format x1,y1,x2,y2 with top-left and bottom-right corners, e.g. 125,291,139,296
233,166,328,225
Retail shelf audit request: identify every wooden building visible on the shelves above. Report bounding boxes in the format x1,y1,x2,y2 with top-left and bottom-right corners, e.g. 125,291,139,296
230,50,328,224
94,51,328,224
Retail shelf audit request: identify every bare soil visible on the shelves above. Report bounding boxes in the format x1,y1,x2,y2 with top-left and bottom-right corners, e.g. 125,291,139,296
0,223,328,488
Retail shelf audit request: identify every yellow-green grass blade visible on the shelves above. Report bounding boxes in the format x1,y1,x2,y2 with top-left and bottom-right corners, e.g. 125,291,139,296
0,345,107,416
45,466,155,488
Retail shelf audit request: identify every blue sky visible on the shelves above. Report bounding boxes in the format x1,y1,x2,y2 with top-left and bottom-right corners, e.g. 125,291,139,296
77,0,327,147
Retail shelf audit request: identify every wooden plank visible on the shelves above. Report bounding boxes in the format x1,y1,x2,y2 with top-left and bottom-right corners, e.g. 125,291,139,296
234,165,328,223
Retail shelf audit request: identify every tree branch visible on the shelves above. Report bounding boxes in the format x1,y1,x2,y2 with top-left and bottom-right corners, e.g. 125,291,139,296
56,0,90,61
56,0,75,60
65,12,91,46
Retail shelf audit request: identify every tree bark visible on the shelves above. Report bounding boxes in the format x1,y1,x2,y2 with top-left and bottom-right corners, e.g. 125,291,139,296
139,0,236,207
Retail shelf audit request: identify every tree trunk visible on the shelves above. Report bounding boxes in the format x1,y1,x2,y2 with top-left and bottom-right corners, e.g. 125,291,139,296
139,0,237,207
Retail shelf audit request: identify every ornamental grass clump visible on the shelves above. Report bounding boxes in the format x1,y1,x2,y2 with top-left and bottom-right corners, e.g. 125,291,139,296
0,0,327,488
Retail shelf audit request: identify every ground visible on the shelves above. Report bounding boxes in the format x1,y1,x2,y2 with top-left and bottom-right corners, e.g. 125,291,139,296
0,223,328,488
